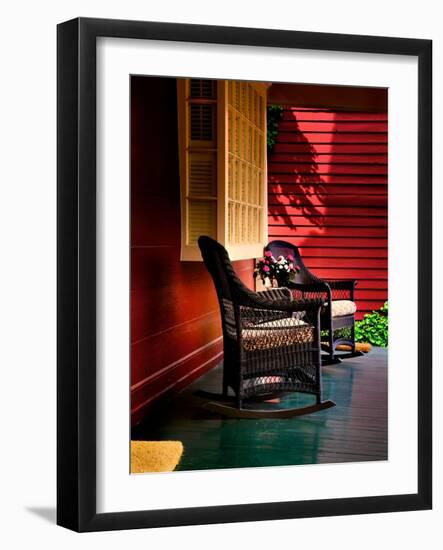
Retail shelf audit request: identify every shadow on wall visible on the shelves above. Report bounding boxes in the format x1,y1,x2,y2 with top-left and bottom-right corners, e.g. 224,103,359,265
266,105,389,319
268,110,329,230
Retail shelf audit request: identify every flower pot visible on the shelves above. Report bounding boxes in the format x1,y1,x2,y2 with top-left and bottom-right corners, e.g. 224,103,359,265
276,276,290,288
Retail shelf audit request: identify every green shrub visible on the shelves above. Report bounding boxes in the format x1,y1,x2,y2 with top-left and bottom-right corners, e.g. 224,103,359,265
267,105,283,151
355,301,388,347
321,302,388,348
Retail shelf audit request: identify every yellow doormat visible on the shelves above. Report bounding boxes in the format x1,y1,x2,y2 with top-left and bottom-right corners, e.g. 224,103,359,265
336,342,372,353
131,441,184,473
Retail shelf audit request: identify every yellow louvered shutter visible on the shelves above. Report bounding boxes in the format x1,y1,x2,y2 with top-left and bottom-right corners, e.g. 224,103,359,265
225,80,267,258
177,78,268,261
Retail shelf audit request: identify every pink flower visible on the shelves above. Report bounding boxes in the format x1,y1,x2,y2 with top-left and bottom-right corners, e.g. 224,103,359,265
264,251,273,258
278,255,284,261
287,254,294,262
263,265,270,272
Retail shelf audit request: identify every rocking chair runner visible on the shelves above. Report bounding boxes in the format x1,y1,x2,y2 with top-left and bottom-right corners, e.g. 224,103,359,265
265,240,364,364
197,236,335,418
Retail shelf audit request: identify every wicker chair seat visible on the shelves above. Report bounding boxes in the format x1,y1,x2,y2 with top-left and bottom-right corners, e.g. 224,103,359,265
242,317,314,352
198,236,332,414
325,300,357,317
266,240,363,364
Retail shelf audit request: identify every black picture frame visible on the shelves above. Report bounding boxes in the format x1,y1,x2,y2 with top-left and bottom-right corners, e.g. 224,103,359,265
57,17,432,532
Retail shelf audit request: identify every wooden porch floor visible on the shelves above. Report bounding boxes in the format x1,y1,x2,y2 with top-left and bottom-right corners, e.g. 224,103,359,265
132,347,387,471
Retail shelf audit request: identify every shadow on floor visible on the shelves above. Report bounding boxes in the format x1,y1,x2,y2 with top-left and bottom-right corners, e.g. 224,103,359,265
132,348,388,472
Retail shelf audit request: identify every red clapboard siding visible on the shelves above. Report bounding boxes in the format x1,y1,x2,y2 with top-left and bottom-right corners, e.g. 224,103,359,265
269,226,387,239
282,109,387,121
269,215,388,227
298,248,387,259
279,121,388,133
277,132,387,143
271,153,387,164
268,107,388,319
273,143,388,154
270,206,387,218
269,174,387,184
269,184,388,196
269,194,387,207
131,77,255,425
269,162,387,175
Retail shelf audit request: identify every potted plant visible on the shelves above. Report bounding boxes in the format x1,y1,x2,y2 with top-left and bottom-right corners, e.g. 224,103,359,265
253,251,300,288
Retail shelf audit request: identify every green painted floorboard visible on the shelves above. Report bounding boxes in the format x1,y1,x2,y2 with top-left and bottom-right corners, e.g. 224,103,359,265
132,347,387,471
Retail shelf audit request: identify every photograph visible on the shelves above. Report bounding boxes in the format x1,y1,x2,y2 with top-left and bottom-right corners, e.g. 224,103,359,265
0,0,437,542
130,76,388,474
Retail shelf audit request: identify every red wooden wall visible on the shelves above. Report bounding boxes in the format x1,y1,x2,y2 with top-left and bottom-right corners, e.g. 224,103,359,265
268,106,388,319
131,79,388,425
131,77,253,426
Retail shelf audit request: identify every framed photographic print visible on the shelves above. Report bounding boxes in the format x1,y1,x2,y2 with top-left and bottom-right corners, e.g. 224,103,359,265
57,17,432,532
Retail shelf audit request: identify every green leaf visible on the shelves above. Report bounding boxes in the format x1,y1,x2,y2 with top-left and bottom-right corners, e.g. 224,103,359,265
355,301,388,347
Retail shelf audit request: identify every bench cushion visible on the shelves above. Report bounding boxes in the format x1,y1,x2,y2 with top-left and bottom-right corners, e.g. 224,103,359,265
329,300,357,317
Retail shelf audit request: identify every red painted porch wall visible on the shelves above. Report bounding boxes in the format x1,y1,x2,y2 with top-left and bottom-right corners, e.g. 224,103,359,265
268,104,388,319
131,77,253,426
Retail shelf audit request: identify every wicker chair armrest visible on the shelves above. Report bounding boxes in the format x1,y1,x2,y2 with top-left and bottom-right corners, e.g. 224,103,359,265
288,281,331,293
242,291,324,313
323,279,357,290
257,287,293,302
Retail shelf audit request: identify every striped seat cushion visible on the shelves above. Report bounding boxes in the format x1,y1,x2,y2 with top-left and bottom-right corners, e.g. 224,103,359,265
242,317,314,351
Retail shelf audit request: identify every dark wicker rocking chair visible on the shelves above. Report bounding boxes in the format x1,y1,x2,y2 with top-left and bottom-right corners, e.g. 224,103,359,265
197,236,335,418
266,240,364,365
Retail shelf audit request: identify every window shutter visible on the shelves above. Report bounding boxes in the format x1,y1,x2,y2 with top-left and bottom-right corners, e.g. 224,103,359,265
226,81,267,258
177,79,268,260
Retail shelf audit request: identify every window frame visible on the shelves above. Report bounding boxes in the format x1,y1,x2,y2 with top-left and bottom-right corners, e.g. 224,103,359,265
177,78,268,261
